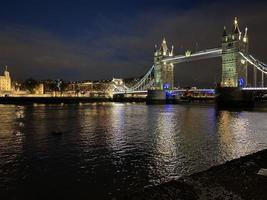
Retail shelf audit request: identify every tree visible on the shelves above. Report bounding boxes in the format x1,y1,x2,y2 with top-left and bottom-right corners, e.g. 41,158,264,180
23,78,38,93
46,79,68,92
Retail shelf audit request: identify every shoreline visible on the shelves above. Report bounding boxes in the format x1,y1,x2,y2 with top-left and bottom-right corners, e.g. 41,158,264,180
124,149,267,200
0,96,145,104
0,97,266,107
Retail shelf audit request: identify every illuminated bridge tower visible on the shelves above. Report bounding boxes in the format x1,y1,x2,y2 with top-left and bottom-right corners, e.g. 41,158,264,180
221,17,249,88
217,17,254,107
154,38,174,90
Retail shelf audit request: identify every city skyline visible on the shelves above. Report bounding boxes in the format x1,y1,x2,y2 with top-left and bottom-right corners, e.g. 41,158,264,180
0,2,267,199
0,0,267,87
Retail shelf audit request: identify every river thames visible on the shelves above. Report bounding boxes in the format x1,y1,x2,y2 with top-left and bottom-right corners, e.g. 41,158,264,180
0,103,267,199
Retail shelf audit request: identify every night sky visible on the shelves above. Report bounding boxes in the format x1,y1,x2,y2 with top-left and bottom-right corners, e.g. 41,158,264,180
0,0,267,87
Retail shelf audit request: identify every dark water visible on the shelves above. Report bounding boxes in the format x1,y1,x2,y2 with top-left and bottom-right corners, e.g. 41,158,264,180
0,103,267,199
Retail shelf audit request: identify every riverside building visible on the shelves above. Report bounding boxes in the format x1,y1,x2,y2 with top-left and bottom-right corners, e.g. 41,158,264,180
0,66,11,92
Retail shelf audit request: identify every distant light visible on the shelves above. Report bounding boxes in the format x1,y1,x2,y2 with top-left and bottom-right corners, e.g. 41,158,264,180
239,78,245,87
185,50,191,57
234,17,238,25
163,83,170,90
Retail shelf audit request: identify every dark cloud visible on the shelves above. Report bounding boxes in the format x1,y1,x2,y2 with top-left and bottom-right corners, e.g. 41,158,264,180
0,0,266,87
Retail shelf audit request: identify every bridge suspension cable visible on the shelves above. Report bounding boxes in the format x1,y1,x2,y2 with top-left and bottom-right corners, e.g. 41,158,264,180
112,65,155,94
239,52,267,75
128,65,154,92
239,52,267,87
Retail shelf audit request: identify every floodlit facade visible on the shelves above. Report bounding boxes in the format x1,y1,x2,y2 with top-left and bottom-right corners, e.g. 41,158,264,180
35,83,44,95
154,38,174,90
112,78,124,86
0,66,11,92
221,17,249,87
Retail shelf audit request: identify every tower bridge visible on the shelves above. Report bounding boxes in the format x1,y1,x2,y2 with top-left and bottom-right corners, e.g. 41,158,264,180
112,17,267,104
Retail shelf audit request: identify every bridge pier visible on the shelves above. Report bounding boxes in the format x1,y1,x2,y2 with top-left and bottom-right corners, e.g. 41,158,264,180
146,90,177,104
146,90,165,104
215,87,255,107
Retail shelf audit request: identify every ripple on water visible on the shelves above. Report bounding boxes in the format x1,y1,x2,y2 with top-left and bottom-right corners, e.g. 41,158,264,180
0,103,266,199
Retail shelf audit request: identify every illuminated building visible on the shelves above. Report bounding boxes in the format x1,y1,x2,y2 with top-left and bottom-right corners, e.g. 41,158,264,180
221,17,249,87
154,38,174,90
0,66,11,92
112,78,124,86
35,83,44,95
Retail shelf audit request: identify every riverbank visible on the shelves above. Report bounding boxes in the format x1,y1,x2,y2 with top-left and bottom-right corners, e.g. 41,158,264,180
124,149,267,200
0,96,213,104
0,97,266,106
0,96,147,104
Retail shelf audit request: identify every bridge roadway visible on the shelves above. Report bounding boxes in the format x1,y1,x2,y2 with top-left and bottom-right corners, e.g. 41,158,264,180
113,88,267,95
162,48,222,64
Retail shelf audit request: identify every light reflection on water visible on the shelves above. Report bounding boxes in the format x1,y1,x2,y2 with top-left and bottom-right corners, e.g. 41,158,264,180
0,103,266,199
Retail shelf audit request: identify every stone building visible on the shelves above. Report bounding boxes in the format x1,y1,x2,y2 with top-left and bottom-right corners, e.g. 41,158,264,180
221,17,249,87
0,66,11,92
154,38,174,90
35,83,44,95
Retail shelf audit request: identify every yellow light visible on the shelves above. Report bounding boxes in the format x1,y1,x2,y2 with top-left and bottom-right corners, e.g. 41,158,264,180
234,17,238,25
185,50,191,57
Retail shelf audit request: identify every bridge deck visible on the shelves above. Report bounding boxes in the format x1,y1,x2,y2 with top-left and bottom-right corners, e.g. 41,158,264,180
162,48,222,64
113,87,267,95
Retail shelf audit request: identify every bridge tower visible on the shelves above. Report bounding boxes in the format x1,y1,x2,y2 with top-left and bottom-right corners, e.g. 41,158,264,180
154,38,174,90
221,17,248,87
217,18,254,107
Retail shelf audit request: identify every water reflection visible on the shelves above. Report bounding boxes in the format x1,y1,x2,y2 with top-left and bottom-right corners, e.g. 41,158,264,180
109,104,126,151
153,105,178,181
0,103,266,199
216,110,259,159
0,105,26,192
